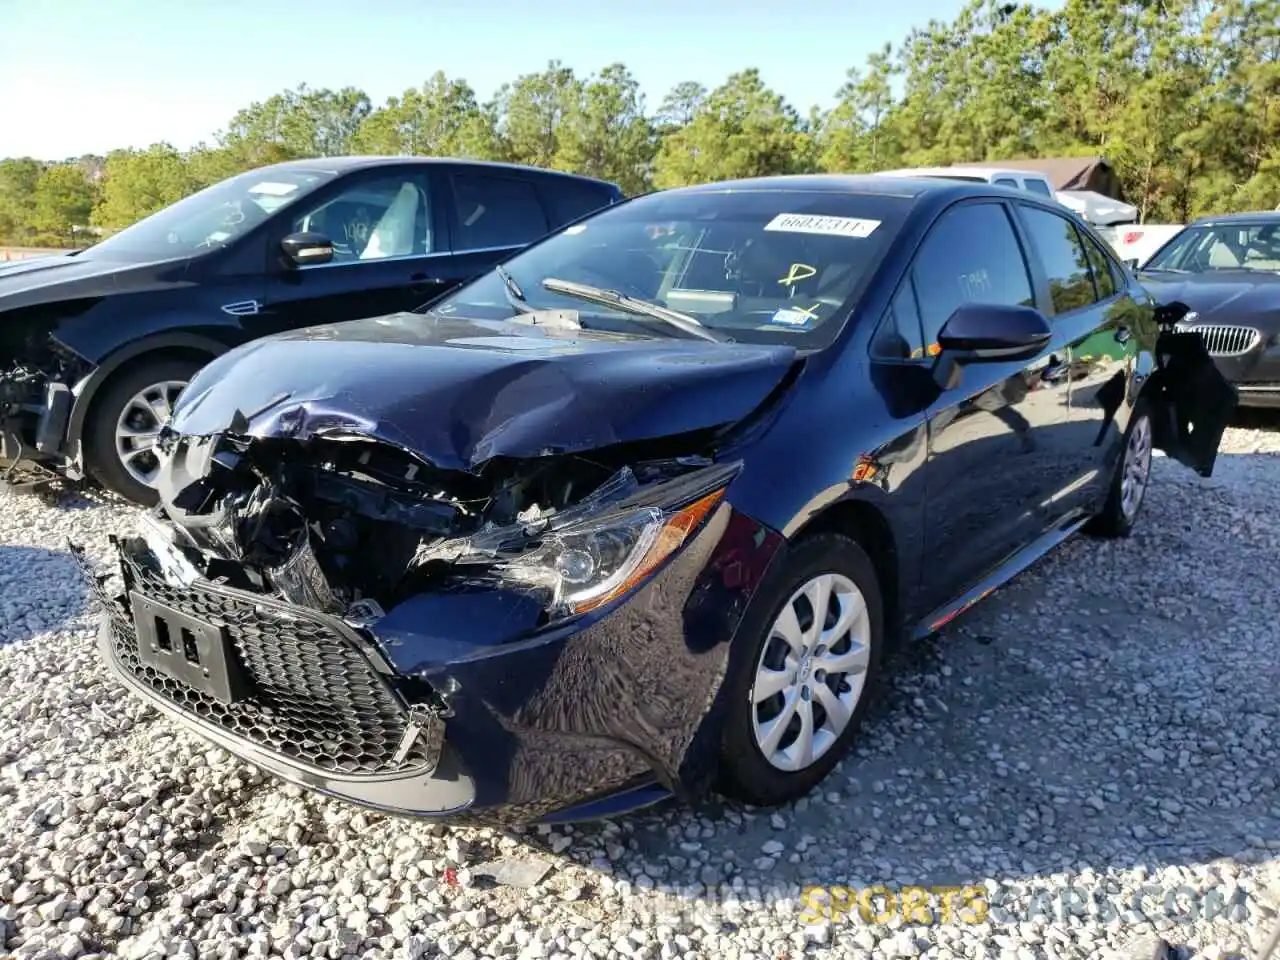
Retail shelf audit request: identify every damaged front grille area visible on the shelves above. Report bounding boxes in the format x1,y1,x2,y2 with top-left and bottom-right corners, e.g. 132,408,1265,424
88,538,443,778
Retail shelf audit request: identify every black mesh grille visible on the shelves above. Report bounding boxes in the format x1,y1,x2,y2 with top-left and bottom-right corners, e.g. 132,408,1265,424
81,543,435,777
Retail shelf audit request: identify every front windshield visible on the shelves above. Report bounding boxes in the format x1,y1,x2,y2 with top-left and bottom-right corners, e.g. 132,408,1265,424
1144,221,1280,273
429,187,910,347
85,167,335,260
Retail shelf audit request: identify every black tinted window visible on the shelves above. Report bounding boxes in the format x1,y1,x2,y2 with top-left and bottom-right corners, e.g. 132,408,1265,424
1081,232,1118,298
1024,179,1053,196
450,175,549,251
911,202,1034,346
872,280,926,360
1021,206,1097,314
540,180,616,227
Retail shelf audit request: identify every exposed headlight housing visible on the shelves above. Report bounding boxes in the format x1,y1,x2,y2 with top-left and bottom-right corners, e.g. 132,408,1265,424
447,461,740,618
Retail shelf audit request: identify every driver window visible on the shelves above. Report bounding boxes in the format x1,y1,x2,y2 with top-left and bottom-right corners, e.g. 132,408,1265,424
291,173,434,264
911,202,1035,352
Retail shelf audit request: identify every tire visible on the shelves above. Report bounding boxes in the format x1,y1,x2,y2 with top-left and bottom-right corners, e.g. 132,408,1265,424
1085,397,1155,539
718,532,885,807
84,356,204,505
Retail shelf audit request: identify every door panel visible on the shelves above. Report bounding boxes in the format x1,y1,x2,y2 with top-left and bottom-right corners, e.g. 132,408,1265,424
264,169,448,330
910,201,1073,606
1014,205,1131,523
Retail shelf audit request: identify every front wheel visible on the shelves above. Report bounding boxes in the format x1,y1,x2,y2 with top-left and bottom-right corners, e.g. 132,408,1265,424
718,533,885,807
1086,398,1155,539
84,357,204,505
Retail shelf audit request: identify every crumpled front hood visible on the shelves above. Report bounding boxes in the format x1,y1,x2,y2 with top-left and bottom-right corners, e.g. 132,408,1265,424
168,312,800,470
0,250,190,313
1138,270,1280,326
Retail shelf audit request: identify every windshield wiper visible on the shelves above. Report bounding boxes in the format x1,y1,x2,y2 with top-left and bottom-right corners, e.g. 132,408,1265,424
496,264,534,314
542,277,726,343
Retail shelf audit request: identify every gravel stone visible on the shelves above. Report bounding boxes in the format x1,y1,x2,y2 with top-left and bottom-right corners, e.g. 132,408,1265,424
1,424,1278,959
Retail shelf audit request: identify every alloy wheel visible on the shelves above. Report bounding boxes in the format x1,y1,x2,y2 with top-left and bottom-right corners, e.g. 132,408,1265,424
113,380,186,490
750,572,872,772
1120,413,1153,522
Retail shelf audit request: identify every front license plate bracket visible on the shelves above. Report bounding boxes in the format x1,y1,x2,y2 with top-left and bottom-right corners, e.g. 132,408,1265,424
129,591,251,704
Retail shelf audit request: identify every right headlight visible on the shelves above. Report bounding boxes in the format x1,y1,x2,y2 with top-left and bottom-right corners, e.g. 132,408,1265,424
449,462,740,618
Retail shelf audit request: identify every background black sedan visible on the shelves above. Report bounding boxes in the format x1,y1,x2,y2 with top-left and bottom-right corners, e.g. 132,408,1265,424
1136,210,1280,409
0,157,622,503
91,175,1235,823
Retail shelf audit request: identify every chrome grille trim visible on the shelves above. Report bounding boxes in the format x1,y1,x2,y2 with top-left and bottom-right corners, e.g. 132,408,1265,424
1190,324,1261,357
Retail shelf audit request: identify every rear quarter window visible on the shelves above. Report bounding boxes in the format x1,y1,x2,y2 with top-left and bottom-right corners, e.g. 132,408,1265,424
540,180,620,228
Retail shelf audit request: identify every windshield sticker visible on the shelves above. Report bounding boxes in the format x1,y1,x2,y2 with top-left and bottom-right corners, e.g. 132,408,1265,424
248,181,301,196
764,213,881,239
769,304,821,328
779,263,817,287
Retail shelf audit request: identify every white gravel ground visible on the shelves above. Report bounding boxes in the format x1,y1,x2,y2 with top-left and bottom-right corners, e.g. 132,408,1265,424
2,424,1278,960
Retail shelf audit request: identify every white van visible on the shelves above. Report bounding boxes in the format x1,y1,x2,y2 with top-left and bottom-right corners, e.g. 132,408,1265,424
872,165,1059,201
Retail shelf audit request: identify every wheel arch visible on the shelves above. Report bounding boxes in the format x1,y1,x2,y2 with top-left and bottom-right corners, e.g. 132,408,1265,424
65,332,229,463
788,496,902,638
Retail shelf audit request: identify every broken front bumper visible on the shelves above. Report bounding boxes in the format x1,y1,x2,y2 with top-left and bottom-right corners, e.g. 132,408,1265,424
0,372,75,472
81,502,785,824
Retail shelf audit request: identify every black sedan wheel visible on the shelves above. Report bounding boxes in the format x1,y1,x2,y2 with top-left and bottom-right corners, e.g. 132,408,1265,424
718,533,885,807
84,357,203,505
1087,397,1155,539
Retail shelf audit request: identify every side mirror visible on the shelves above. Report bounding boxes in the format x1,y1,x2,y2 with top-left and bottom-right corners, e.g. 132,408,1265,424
936,303,1053,364
281,232,333,267
1124,257,1140,270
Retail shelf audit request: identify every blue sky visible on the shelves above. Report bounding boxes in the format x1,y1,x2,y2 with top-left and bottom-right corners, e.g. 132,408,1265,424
0,0,1048,161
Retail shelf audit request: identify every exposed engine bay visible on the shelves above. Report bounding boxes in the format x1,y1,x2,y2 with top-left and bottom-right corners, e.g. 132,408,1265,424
139,426,727,627
0,308,92,474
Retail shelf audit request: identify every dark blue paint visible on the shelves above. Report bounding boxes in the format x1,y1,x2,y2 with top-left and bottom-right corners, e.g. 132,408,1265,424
168,312,798,471
95,174,1235,825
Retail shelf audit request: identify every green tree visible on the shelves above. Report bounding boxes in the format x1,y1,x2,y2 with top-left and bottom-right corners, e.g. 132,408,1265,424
92,144,195,230
493,61,583,168
652,69,808,188
220,84,371,161
655,81,707,132
8,0,1280,243
350,72,499,158
555,64,656,195
30,164,95,244
817,47,901,173
0,158,42,244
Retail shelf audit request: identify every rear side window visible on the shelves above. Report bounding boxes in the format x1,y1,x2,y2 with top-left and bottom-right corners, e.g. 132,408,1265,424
1024,179,1053,197
1081,232,1119,299
1020,205,1098,314
910,202,1035,349
540,180,617,227
993,177,1018,189
450,175,550,251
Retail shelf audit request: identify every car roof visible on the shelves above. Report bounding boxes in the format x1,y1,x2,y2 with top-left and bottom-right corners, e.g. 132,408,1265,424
252,156,621,190
872,165,1053,182
664,173,1033,203
1189,210,1280,226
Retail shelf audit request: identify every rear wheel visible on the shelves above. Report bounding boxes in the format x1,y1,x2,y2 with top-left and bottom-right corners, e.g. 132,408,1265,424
718,533,885,807
84,356,204,505
1086,398,1154,539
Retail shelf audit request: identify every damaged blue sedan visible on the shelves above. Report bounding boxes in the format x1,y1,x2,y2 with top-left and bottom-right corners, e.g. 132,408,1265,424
83,175,1237,824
